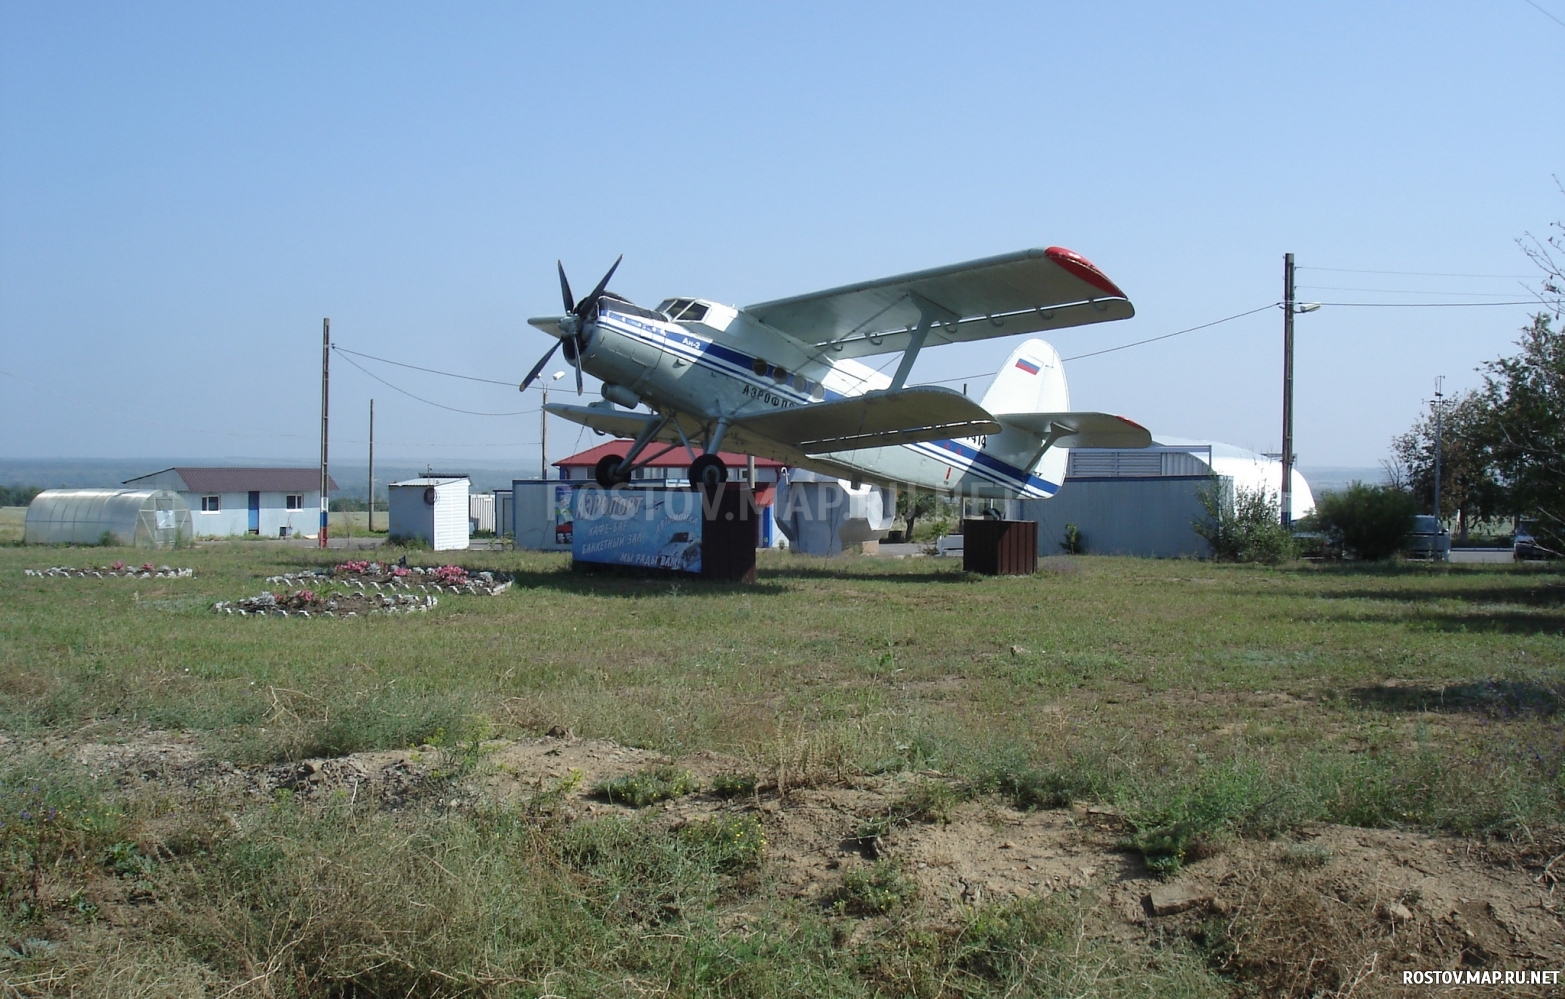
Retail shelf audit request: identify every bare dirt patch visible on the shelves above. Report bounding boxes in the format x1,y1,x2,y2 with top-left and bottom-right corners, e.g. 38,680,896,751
41,727,1565,982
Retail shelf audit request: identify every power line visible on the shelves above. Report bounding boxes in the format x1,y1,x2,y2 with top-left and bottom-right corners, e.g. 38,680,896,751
1311,299,1538,308
334,351,539,416
1060,303,1279,362
332,345,523,388
1297,265,1537,279
1523,0,1565,29
1298,285,1530,297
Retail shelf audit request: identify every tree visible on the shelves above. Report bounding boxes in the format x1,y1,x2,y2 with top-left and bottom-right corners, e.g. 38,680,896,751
1390,389,1504,541
896,487,939,541
1478,312,1565,551
1193,483,1296,563
1313,482,1418,561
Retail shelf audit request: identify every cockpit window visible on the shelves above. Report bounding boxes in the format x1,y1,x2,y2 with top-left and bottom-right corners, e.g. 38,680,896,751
597,294,667,322
655,299,684,315
673,302,708,323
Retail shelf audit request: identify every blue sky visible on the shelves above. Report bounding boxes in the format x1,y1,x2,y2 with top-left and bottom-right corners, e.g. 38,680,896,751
2,2,1561,470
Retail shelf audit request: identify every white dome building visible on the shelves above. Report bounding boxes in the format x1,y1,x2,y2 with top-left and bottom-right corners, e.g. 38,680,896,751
1153,437,1315,521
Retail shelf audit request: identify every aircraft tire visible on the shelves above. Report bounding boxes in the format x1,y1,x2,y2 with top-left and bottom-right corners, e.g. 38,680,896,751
594,454,630,489
689,454,728,491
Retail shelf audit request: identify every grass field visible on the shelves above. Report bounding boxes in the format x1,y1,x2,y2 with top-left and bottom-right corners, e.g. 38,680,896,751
0,542,1561,996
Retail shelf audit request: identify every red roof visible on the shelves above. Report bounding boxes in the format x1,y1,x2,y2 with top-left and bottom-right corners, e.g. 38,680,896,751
555,441,786,469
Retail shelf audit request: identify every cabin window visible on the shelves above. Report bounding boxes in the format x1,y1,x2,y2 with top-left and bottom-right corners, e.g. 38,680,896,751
792,373,809,393
201,495,220,512
286,494,303,510
751,357,768,376
772,366,788,383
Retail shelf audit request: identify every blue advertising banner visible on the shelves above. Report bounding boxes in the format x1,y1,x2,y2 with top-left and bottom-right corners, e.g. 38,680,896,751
571,486,703,573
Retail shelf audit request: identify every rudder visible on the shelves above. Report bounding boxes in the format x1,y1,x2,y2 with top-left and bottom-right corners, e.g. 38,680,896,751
980,339,1069,415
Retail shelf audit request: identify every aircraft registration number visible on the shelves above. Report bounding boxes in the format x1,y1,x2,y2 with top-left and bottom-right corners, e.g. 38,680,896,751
741,383,794,407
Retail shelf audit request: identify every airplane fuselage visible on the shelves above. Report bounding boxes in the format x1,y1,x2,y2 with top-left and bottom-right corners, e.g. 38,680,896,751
576,302,1062,499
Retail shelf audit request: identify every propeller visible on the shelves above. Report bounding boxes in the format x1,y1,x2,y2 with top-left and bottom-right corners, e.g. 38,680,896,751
519,255,623,396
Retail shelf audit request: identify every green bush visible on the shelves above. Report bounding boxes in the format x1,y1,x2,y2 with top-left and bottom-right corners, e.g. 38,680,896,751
1059,523,1084,555
1312,481,1417,560
679,813,766,871
710,772,758,798
832,859,915,915
595,766,699,807
1193,483,1297,563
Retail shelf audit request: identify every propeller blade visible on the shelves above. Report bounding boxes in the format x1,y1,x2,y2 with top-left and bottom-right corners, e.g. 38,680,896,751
575,254,623,318
557,261,575,314
572,349,584,395
519,340,562,392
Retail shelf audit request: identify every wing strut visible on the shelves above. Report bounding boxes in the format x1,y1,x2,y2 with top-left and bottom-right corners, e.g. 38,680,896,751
888,293,959,391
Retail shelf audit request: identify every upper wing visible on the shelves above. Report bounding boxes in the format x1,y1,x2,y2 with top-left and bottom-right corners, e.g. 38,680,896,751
734,386,999,453
743,247,1133,359
997,412,1152,449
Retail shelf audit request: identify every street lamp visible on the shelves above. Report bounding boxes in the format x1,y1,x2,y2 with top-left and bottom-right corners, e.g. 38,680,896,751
541,371,565,479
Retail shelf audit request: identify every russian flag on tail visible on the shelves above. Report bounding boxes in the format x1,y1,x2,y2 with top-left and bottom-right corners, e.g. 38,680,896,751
1014,357,1040,375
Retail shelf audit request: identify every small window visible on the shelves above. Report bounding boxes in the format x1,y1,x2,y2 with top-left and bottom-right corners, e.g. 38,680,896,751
772,366,788,383
201,495,220,512
752,357,768,376
286,494,303,510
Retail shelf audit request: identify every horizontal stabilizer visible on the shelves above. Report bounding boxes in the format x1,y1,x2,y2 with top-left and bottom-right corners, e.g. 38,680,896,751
544,403,667,441
998,412,1151,449
736,386,1000,454
528,316,566,338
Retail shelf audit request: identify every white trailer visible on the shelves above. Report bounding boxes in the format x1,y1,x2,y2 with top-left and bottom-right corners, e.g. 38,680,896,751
388,476,470,551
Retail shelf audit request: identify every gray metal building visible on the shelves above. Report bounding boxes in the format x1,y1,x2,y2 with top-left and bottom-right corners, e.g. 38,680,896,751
1019,445,1221,558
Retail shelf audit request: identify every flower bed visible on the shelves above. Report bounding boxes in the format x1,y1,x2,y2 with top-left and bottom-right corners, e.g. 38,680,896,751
212,589,437,617
263,562,510,596
25,563,193,579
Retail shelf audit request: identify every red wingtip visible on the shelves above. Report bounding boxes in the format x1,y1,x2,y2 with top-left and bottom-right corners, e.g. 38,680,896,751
1044,246,1127,299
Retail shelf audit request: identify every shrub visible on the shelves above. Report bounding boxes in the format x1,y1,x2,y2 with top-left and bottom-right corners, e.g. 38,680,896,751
679,814,766,871
832,860,915,915
1193,483,1297,563
595,766,699,807
1059,523,1084,555
710,773,758,798
1312,482,1417,560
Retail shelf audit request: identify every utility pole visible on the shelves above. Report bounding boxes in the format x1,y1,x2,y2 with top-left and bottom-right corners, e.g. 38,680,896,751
368,398,375,533
1433,375,1444,523
319,319,330,549
1281,253,1295,529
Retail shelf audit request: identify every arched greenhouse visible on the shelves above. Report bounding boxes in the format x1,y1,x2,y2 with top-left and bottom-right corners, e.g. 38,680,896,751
23,489,192,547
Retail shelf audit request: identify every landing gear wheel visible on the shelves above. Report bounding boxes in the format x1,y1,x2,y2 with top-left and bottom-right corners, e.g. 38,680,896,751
689,454,728,491
594,454,631,488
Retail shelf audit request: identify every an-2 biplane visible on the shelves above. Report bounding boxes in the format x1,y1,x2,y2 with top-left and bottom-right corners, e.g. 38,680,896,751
521,247,1151,498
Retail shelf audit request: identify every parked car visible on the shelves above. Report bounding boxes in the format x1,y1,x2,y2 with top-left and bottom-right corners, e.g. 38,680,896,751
1404,515,1451,560
1514,523,1552,560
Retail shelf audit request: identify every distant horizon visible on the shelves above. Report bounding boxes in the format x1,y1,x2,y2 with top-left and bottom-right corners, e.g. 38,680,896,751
0,455,1389,498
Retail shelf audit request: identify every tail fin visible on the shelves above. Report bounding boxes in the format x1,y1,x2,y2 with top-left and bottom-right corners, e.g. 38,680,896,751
981,339,1069,415
976,340,1071,493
